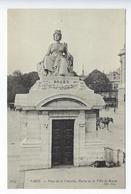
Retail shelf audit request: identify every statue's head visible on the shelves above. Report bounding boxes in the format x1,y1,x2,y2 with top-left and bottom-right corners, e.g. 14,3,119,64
53,30,62,41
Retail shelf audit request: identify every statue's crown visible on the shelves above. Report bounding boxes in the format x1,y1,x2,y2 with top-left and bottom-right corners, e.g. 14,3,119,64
54,30,61,34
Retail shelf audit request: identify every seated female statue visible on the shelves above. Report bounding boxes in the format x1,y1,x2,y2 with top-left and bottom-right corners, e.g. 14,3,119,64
37,30,73,77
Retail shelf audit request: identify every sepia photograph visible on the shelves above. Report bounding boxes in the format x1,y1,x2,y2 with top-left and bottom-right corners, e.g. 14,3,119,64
7,9,126,189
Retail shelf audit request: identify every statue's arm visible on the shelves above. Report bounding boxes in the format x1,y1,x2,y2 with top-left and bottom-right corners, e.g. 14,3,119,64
63,42,68,56
67,52,73,67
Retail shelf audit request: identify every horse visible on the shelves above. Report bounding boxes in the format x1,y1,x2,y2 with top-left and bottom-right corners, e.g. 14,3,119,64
96,117,113,131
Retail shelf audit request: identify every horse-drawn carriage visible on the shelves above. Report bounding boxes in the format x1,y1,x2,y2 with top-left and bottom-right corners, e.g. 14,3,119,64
96,117,113,130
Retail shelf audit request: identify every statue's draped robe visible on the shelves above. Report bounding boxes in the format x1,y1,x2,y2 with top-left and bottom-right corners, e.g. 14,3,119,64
44,42,71,75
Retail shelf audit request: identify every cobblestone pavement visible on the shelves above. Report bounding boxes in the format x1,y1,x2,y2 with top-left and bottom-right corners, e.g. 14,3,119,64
99,105,125,151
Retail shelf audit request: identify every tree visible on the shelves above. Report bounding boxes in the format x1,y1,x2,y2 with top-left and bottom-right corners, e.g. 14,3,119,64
12,70,22,77
7,71,39,105
21,72,39,92
84,69,112,93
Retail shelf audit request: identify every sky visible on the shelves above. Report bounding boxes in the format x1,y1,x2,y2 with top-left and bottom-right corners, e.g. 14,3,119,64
8,9,125,75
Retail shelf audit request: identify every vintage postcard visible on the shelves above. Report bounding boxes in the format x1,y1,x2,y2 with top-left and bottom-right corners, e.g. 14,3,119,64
7,9,126,188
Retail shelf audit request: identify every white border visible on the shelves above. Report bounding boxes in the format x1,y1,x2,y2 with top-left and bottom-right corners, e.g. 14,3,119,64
0,0,131,194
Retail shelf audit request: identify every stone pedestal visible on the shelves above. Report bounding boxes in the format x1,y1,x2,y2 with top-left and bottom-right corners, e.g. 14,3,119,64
15,76,105,170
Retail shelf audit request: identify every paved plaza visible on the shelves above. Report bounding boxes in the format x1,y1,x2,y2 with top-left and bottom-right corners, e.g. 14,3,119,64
24,165,125,189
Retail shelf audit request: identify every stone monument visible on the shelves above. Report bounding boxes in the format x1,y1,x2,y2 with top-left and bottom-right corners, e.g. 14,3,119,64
37,30,74,78
15,30,105,172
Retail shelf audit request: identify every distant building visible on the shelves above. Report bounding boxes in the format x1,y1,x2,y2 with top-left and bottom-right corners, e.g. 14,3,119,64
118,46,126,102
106,71,120,90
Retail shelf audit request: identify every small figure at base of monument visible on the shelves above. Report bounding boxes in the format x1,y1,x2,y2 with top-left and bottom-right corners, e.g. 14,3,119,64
37,30,74,79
